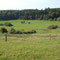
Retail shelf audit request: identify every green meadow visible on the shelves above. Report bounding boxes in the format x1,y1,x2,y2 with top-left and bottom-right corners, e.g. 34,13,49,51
0,20,60,34
0,20,60,60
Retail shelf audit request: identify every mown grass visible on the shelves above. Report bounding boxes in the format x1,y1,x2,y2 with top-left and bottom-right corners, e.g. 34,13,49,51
0,20,60,60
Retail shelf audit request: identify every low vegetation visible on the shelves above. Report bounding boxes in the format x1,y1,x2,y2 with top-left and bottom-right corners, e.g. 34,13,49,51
9,28,36,34
48,25,59,29
19,29,36,34
0,20,60,60
9,28,16,34
0,24,3,26
4,22,13,27
0,27,8,33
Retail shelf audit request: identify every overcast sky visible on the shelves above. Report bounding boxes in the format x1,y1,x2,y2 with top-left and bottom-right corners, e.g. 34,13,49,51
0,0,60,10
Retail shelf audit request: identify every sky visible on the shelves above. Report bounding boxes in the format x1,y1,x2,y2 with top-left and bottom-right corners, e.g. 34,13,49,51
0,0,60,10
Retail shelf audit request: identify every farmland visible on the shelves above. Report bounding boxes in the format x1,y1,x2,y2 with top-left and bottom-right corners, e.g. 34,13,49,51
0,20,60,60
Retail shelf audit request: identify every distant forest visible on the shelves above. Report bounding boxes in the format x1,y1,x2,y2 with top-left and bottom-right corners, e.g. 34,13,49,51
0,8,60,21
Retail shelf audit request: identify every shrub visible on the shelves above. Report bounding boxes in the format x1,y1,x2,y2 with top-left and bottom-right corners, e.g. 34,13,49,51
21,21,25,24
48,25,58,29
9,28,36,34
4,22,13,27
0,27,8,33
16,31,22,34
28,22,30,24
9,28,16,34
57,17,60,21
20,30,36,34
0,24,4,26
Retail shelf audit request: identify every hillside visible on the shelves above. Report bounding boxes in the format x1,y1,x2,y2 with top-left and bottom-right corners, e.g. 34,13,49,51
0,20,60,60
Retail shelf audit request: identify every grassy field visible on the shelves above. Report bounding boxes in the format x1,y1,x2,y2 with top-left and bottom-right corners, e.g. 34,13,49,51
0,20,60,34
0,20,60,60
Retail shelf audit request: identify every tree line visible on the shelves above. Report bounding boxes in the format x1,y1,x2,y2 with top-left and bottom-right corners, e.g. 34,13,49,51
0,8,60,21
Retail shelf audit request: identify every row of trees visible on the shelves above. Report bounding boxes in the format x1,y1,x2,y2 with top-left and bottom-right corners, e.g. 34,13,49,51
0,8,60,21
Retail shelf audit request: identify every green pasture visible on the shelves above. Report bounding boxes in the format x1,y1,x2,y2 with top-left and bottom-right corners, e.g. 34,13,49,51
0,20,60,60
0,20,60,34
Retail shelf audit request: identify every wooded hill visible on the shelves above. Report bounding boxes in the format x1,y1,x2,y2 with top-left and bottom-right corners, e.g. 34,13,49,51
0,8,60,21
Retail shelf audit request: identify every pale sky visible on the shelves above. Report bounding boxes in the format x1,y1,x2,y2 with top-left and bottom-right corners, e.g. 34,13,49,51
0,0,60,10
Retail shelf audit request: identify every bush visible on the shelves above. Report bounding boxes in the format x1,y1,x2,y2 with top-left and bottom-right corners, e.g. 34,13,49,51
0,27,8,33
57,17,60,21
0,24,4,26
9,25,36,34
20,30,36,34
9,29,36,34
48,25,58,29
4,22,13,27
16,31,22,34
9,28,16,34
28,22,30,24
21,21,25,24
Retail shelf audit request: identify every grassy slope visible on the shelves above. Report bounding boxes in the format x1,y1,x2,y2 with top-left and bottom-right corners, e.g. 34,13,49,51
0,20,60,34
0,20,60,60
